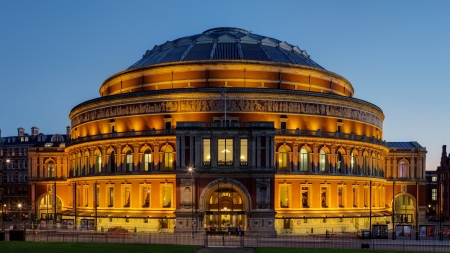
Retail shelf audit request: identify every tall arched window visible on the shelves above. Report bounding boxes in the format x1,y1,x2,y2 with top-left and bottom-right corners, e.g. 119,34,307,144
399,161,407,178
299,149,308,171
363,155,369,175
320,150,327,172
279,148,288,171
143,150,152,171
109,151,116,173
164,148,173,171
95,154,102,173
351,153,356,174
48,162,55,178
371,156,376,176
126,151,133,172
336,152,343,173
84,154,90,175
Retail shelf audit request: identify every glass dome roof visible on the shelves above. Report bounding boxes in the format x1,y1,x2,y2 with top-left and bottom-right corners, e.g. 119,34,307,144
128,27,324,69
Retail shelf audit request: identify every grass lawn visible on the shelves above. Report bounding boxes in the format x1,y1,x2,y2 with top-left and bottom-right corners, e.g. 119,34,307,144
258,248,429,253
0,242,200,253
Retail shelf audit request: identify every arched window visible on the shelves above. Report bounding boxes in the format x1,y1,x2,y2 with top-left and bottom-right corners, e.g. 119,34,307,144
279,148,288,171
48,162,55,178
336,152,343,173
126,151,133,172
351,153,356,174
320,150,327,172
164,148,173,171
109,151,116,173
363,155,369,175
299,149,308,171
143,150,152,171
399,161,407,178
95,154,102,173
371,157,376,175
78,156,82,176
84,154,90,175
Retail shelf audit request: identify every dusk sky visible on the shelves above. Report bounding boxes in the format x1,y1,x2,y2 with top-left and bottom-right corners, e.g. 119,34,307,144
1,1,449,171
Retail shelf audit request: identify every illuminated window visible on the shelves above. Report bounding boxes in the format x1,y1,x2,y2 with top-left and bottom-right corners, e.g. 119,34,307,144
279,148,288,171
320,150,327,172
85,155,90,175
95,155,102,173
299,149,308,171
432,188,437,201
321,187,328,208
399,161,406,178
143,150,152,171
279,185,289,208
218,139,233,166
336,152,343,173
83,185,89,207
48,162,55,178
352,187,358,207
240,139,248,166
162,185,172,208
126,151,133,172
432,176,437,182
107,186,114,207
123,185,131,207
301,187,309,208
203,139,211,166
351,153,356,174
164,148,173,171
142,185,151,208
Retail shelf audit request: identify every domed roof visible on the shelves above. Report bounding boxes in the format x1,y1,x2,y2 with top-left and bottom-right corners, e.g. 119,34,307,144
128,27,324,70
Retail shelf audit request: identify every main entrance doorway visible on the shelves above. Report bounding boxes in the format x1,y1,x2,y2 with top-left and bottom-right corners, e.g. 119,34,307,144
204,187,245,233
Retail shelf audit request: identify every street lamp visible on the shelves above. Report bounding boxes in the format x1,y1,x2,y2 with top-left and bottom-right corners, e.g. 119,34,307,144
188,167,195,238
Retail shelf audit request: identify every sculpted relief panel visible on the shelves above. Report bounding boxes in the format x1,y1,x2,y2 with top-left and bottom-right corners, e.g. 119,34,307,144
72,99,383,128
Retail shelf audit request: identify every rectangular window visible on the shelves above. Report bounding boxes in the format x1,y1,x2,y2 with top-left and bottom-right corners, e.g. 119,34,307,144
432,188,437,201
338,186,343,207
83,186,89,207
144,152,152,171
240,139,248,166
321,187,328,208
77,186,81,207
432,176,437,182
279,185,289,208
218,139,233,166
123,186,131,207
301,187,309,208
353,187,358,207
142,186,151,208
126,153,133,172
162,185,172,208
96,185,100,207
364,187,368,207
107,186,114,207
203,139,211,166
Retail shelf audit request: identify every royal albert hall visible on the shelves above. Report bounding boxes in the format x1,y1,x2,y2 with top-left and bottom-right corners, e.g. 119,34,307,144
29,27,427,236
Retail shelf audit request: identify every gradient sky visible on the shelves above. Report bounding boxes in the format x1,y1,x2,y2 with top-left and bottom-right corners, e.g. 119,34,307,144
1,1,449,171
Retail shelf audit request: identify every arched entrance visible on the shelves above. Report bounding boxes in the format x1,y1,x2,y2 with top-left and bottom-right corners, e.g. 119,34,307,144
38,194,62,221
200,178,251,233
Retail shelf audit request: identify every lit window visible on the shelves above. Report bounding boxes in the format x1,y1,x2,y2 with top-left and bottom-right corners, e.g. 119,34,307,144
162,185,172,208
280,185,289,208
320,150,327,172
218,139,233,166
278,148,288,171
143,150,152,171
164,148,173,171
96,155,102,173
126,151,133,172
48,162,55,178
123,186,131,207
240,139,248,166
336,152,343,173
351,153,356,173
203,139,211,166
432,176,437,182
432,188,437,201
299,149,308,171
142,185,151,208
321,187,328,208
301,187,309,208
107,186,114,207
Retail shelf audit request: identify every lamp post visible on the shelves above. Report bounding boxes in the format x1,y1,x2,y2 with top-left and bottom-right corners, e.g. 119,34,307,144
392,180,396,240
18,203,22,224
188,167,195,238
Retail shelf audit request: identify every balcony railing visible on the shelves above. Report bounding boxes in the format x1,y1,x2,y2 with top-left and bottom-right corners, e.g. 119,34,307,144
275,129,387,146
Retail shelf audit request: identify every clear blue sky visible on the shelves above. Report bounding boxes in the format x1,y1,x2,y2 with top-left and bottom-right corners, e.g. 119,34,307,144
0,0,448,171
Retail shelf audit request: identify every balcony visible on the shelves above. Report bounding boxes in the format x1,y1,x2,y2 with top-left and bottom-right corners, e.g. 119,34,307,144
275,129,387,147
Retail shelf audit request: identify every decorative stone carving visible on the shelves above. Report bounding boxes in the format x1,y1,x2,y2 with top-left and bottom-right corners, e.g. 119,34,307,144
71,99,383,128
180,179,194,209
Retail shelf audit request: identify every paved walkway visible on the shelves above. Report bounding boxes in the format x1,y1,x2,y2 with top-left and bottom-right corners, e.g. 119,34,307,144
195,247,256,253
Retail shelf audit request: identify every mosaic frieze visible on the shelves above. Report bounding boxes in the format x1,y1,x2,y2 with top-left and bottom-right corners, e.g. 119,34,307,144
72,99,382,128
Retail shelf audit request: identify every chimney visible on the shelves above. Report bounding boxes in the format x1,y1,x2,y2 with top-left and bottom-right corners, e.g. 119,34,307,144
31,126,39,137
18,127,25,137
441,145,447,167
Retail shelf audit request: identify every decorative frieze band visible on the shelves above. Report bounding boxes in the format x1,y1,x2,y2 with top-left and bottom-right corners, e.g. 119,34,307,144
72,99,382,128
